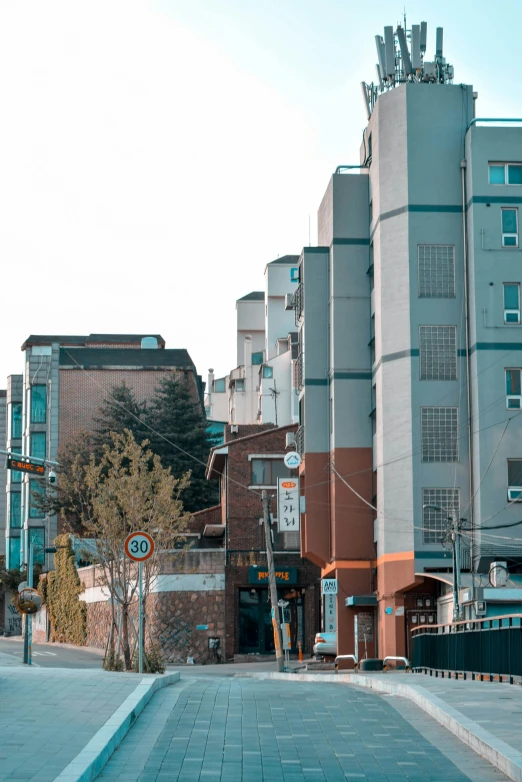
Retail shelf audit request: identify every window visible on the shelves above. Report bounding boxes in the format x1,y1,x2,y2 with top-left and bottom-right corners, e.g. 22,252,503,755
9,492,22,528
31,385,47,423
419,326,457,381
262,365,273,379
29,528,45,565
8,402,22,439
418,245,456,298
506,369,522,409
502,208,519,247
422,488,460,545
251,459,288,486
213,378,226,393
30,432,46,461
508,459,522,501
29,479,45,518
421,407,459,462
235,379,245,392
504,283,521,324
252,351,264,366
7,537,21,570
10,466,22,483
489,163,522,185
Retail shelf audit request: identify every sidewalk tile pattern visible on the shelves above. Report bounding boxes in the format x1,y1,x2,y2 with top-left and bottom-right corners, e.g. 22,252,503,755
97,676,509,782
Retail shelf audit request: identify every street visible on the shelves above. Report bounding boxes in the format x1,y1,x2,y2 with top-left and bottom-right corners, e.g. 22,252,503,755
0,637,104,668
96,676,509,782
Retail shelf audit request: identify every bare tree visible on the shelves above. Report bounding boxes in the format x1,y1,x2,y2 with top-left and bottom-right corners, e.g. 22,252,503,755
74,430,190,669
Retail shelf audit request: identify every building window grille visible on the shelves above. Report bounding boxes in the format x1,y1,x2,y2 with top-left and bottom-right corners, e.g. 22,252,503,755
7,537,21,570
503,283,520,324
506,368,522,409
418,245,456,298
9,492,22,528
30,432,46,461
422,488,460,545
8,402,22,439
502,207,519,247
489,163,522,186
419,326,457,381
29,479,45,518
30,385,47,423
508,459,522,502
421,407,459,462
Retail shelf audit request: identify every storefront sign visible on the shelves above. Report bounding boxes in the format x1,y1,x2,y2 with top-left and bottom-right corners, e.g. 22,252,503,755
324,593,337,632
321,578,338,595
277,478,300,531
249,566,297,585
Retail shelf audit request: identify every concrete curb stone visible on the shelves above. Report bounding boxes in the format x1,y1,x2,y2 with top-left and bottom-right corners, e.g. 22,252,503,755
240,671,522,782
53,671,180,782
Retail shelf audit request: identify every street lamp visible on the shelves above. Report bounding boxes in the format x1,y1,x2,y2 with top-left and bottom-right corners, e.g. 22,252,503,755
423,504,465,624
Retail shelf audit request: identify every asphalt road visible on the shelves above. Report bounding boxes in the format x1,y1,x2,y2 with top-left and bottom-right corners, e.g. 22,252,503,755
0,637,105,668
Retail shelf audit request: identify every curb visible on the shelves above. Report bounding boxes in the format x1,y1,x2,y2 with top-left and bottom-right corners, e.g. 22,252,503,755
54,671,180,782
241,671,522,782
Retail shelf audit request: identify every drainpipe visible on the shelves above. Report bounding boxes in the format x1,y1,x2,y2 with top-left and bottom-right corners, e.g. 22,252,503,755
461,159,475,573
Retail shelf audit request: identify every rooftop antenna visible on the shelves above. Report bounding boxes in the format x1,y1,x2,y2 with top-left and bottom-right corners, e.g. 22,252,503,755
411,24,421,70
436,27,443,58
420,21,427,53
397,25,412,75
383,26,395,78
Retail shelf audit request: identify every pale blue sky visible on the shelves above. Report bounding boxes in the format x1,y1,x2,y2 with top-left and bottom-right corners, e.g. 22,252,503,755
1,0,521,385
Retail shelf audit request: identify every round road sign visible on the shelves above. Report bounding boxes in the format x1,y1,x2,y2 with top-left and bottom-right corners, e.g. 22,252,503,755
124,531,155,562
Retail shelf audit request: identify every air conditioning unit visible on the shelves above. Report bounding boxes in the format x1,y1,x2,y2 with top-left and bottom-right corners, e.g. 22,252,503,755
286,432,296,448
474,600,487,617
490,561,508,588
508,486,522,502
285,293,295,311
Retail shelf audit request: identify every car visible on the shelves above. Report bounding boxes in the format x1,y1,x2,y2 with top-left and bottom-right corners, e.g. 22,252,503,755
313,631,337,658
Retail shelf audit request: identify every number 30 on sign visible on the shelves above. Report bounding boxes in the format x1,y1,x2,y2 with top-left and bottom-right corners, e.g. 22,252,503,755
124,531,155,562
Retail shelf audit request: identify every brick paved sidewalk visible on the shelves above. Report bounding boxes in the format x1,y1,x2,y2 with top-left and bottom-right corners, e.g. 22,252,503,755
0,666,150,781
96,675,510,781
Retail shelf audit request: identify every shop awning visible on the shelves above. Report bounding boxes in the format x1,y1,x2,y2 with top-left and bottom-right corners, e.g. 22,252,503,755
345,595,378,607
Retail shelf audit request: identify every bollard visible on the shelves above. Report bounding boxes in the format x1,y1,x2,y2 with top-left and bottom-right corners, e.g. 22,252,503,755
298,641,303,662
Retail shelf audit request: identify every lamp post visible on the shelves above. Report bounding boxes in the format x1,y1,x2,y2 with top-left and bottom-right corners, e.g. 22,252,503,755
423,504,464,623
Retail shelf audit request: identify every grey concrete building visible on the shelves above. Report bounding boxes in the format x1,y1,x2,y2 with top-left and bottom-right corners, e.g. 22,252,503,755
296,22,522,660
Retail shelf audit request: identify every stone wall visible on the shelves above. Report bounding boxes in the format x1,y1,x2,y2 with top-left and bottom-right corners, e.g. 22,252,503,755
85,589,225,664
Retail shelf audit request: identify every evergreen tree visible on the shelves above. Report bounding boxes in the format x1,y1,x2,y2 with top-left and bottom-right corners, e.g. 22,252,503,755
145,375,218,513
93,382,148,452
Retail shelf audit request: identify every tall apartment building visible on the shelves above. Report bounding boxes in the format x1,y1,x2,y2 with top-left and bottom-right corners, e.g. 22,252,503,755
205,256,299,427
297,23,522,660
3,334,203,574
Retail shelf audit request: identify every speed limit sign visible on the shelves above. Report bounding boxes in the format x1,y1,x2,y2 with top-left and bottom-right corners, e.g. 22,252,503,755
124,531,155,562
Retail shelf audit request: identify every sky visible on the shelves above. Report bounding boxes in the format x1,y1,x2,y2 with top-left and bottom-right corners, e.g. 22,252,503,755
1,0,522,385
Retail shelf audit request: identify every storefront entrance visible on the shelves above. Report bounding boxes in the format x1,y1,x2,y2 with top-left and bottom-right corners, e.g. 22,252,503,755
238,587,304,654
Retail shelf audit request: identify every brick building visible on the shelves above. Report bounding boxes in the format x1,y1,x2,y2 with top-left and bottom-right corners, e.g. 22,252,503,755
205,423,320,660
2,333,204,575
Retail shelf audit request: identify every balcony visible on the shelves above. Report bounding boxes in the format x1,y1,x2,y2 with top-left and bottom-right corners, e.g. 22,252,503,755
296,425,305,456
294,282,304,326
297,353,304,391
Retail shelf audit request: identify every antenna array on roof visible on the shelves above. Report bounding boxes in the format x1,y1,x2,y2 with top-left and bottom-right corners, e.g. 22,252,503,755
361,22,455,119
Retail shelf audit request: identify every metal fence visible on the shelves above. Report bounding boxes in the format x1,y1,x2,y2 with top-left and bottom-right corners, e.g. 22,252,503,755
412,615,522,680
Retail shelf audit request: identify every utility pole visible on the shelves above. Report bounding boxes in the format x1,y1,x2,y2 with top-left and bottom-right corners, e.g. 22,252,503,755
23,533,34,665
261,490,284,672
424,504,463,623
450,510,462,623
